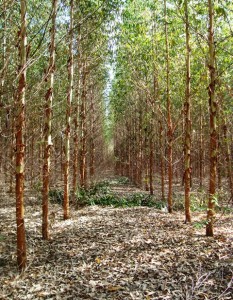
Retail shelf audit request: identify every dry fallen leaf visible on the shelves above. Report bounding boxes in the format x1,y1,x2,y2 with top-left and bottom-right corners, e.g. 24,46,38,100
0,178,232,300
106,285,123,292
95,257,101,264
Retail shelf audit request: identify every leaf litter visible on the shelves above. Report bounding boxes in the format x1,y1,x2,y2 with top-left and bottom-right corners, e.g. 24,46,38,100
0,189,232,300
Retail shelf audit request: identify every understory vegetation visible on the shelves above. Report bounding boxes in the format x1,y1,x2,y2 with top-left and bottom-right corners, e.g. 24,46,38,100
48,178,232,219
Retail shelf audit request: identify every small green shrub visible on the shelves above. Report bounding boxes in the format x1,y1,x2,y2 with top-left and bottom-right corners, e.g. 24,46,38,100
116,176,130,185
75,180,184,209
32,181,42,194
84,192,157,208
173,197,185,211
193,219,209,229
87,194,117,206
49,189,64,205
190,194,207,212
127,193,155,207
90,181,111,195
153,200,167,210
75,180,111,206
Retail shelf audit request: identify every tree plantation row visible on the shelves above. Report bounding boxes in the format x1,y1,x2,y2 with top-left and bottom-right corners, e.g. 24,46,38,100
0,0,232,272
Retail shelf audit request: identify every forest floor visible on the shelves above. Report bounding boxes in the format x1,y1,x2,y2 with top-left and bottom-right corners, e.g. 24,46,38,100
0,177,233,300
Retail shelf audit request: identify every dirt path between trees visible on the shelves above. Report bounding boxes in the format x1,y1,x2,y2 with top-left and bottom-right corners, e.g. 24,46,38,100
0,178,232,299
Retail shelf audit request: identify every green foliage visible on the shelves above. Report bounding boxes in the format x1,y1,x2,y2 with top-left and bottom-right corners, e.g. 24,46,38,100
0,235,6,241
153,200,167,210
171,191,232,214
76,180,111,206
115,176,130,185
171,196,185,211
32,181,42,194
193,219,209,229
49,189,64,205
75,180,159,208
190,194,207,212
86,192,156,208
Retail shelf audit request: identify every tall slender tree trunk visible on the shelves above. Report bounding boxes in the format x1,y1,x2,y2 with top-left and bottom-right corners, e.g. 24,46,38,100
223,122,233,203
42,0,57,240
89,88,95,179
0,2,6,104
206,0,217,237
217,112,222,190
184,0,191,223
137,109,143,187
72,34,81,199
30,133,35,189
80,64,88,188
10,120,15,193
164,0,173,213
63,0,74,220
149,131,154,195
127,120,132,180
199,107,203,188
60,135,63,181
159,119,165,200
15,0,27,272
132,117,136,184
0,0,7,173
72,98,79,197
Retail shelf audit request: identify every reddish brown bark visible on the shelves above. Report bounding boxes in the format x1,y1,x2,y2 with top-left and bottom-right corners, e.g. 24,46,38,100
184,0,191,223
42,0,57,240
89,88,95,179
199,108,203,189
159,119,165,200
206,0,217,237
223,123,233,203
15,0,27,272
149,133,154,195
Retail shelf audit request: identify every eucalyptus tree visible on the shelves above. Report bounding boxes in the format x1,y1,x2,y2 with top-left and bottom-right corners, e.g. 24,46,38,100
63,0,74,220
0,0,7,113
184,0,192,223
42,0,58,240
164,0,173,213
214,0,233,203
206,0,217,237
0,0,7,174
15,0,27,271
0,0,17,183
